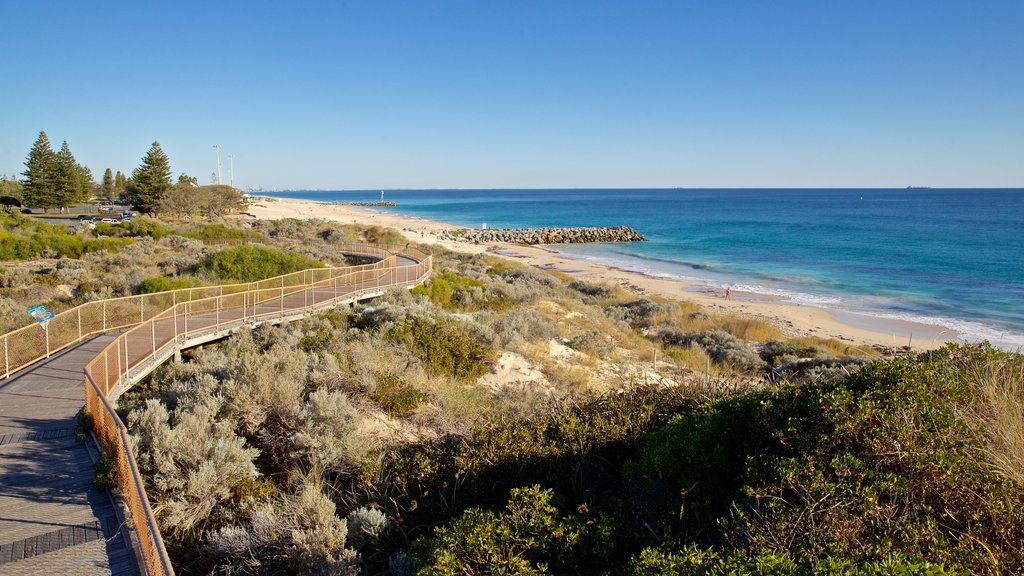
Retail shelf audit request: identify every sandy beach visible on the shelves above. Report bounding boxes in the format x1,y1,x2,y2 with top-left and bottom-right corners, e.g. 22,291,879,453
247,196,952,351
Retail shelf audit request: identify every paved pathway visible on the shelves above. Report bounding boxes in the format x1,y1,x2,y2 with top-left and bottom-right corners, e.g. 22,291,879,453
0,334,136,575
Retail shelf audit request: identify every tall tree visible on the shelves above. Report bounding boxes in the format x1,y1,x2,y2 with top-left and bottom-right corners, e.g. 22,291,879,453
21,131,58,213
125,141,173,214
101,168,115,201
114,171,128,197
53,140,88,211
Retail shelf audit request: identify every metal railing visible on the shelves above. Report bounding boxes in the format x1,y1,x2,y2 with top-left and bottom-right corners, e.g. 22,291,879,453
2,242,418,379
4,242,431,576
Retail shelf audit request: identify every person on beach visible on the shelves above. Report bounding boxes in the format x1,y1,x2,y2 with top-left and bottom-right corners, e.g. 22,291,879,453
725,286,731,300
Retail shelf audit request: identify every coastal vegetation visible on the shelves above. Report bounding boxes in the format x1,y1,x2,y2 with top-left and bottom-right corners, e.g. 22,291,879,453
3,207,1021,574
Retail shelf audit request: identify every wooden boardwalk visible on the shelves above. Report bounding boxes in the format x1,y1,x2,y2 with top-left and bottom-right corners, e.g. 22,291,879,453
0,252,429,574
0,335,137,575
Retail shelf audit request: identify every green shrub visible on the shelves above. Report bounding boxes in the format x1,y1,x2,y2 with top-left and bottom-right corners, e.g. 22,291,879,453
0,230,37,259
412,271,512,311
387,317,493,382
411,485,611,575
94,217,173,239
628,344,1024,573
372,371,427,417
186,224,264,243
83,237,133,254
138,276,199,294
199,244,322,282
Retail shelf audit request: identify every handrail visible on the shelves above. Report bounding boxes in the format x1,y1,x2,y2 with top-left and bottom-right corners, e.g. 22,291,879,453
0,242,415,380
7,242,430,576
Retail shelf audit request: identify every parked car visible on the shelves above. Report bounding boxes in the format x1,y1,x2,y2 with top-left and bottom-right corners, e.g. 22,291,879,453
100,218,121,224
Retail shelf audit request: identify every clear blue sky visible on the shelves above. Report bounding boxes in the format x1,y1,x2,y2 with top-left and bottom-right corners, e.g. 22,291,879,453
2,1,1022,190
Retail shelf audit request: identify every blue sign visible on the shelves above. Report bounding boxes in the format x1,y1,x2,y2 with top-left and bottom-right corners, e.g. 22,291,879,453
26,305,55,323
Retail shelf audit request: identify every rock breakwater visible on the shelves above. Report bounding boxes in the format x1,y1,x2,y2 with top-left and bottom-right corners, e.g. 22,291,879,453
438,225,646,245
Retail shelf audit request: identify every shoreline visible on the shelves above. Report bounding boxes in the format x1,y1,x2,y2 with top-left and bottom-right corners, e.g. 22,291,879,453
247,196,953,351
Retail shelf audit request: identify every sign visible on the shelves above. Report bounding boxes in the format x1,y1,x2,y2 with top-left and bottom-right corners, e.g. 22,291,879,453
26,305,55,323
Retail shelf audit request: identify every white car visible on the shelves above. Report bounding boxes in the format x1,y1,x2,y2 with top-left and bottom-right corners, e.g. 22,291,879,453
100,218,121,224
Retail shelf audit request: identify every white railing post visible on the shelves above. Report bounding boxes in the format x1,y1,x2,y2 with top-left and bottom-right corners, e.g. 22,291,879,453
4,337,8,380
117,335,122,384
141,296,145,323
78,308,82,342
103,301,107,331
217,297,221,328
151,318,156,358
185,302,189,334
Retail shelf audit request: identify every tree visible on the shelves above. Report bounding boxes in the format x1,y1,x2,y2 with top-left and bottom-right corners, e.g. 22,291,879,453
101,168,115,201
21,131,58,213
159,184,245,220
125,141,173,214
53,140,90,211
0,175,24,207
114,171,128,197
177,172,198,187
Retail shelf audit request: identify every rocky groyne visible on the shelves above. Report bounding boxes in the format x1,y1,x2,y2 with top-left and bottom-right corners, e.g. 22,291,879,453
437,225,646,245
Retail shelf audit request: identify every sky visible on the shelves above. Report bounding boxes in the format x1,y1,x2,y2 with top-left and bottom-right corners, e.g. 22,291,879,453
1,1,1022,190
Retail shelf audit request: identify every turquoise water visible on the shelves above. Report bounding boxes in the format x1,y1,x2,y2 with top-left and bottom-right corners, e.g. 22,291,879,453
268,189,1024,348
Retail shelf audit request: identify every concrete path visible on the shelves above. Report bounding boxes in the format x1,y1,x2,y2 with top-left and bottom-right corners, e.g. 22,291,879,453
0,334,136,575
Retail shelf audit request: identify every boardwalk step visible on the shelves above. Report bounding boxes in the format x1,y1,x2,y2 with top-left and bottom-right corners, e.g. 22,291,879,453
0,516,118,565
0,427,77,449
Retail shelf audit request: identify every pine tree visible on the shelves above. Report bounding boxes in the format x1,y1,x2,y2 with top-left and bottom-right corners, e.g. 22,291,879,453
114,171,127,196
53,140,86,211
76,164,95,203
21,131,58,213
102,168,115,201
125,141,173,213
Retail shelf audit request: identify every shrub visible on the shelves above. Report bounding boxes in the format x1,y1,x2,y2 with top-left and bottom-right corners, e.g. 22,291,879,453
363,225,406,246
345,506,389,551
490,307,559,349
605,298,676,328
138,275,199,294
205,474,358,575
567,330,614,359
94,217,173,239
129,396,260,537
661,329,766,372
568,280,614,298
372,370,427,417
387,317,494,382
186,223,264,243
628,345,1024,573
293,388,362,473
410,485,611,575
199,244,322,282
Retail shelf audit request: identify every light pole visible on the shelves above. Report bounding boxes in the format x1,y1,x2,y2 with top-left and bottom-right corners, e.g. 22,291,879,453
213,145,222,185
229,155,234,188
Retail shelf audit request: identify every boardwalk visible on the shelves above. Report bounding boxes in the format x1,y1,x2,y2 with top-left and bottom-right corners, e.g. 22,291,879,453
0,247,430,575
0,335,136,575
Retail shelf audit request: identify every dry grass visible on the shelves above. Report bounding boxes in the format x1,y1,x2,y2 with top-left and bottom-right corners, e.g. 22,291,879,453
972,356,1024,487
786,336,880,358
711,315,783,342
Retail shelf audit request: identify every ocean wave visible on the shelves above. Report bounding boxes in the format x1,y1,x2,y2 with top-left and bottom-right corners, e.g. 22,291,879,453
731,284,844,305
583,248,716,271
868,312,1024,350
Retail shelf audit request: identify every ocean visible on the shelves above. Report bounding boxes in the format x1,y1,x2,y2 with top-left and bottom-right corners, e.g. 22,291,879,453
267,189,1024,349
